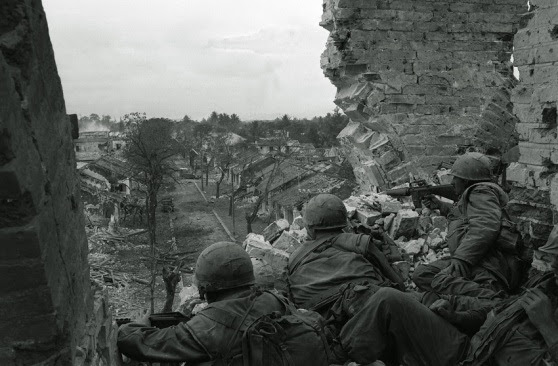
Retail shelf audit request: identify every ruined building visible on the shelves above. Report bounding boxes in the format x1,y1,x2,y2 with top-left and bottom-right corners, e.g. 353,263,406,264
1,0,558,364
321,0,558,247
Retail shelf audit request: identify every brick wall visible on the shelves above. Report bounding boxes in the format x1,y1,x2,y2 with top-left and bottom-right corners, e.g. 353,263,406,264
0,1,116,364
321,0,526,190
508,0,558,247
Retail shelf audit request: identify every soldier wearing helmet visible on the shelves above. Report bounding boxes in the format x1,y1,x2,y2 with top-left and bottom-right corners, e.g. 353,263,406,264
287,193,406,363
117,241,294,364
414,152,522,303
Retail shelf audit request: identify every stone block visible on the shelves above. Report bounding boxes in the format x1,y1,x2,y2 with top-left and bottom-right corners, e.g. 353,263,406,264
262,219,290,243
291,216,305,230
272,231,302,254
245,239,289,290
379,200,402,214
389,209,419,238
431,216,448,230
384,213,395,232
0,260,47,293
243,233,269,250
397,238,425,255
245,238,274,258
343,196,363,218
392,261,411,279
289,228,308,243
251,258,275,289
356,208,382,225
0,222,42,261
436,169,453,185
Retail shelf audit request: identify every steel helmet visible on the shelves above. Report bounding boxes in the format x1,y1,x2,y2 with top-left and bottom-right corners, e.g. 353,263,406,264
195,241,255,293
450,152,492,181
304,193,348,230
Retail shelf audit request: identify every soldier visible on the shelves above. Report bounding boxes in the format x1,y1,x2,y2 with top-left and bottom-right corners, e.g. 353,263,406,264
118,241,331,365
413,152,521,300
331,229,558,366
287,193,413,363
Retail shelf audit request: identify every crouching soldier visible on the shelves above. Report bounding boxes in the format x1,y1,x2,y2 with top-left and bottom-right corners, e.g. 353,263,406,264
327,228,558,366
287,193,407,363
118,241,332,365
414,152,522,300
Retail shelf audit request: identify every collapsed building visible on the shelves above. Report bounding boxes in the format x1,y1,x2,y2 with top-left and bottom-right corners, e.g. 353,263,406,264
320,0,558,248
1,0,558,365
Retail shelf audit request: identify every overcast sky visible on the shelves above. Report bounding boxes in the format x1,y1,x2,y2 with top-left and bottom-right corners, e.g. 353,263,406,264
43,1,337,121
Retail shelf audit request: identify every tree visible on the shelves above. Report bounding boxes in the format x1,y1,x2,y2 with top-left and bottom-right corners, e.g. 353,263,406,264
211,133,235,199
122,113,182,313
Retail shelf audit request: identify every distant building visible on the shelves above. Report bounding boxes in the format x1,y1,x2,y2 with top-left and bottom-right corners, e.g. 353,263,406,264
74,131,110,162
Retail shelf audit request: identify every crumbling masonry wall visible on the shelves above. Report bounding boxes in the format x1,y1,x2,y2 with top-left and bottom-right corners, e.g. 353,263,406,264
0,1,117,365
321,0,526,190
507,0,558,247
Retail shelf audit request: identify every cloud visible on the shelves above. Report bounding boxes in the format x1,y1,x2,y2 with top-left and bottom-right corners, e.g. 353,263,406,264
43,0,336,121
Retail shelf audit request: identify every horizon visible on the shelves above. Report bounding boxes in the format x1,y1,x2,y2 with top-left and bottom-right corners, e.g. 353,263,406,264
43,1,338,121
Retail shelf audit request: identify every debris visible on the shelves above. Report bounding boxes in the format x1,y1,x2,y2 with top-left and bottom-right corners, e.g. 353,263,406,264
389,209,419,238
273,231,303,254
262,219,290,243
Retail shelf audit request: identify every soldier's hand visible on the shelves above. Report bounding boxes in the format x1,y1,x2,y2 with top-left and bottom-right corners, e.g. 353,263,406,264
429,299,456,322
422,194,441,210
441,259,470,278
519,288,554,330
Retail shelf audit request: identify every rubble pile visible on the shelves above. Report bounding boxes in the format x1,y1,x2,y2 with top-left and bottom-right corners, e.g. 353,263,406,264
176,186,454,307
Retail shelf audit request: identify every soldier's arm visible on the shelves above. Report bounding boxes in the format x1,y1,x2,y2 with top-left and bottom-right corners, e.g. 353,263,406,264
453,187,502,266
117,322,209,363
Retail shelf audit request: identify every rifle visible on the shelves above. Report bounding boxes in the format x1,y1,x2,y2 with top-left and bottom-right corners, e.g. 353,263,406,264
116,311,189,328
382,180,457,209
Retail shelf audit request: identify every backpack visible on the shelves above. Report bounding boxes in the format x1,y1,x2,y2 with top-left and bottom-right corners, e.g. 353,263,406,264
463,182,522,255
208,292,332,366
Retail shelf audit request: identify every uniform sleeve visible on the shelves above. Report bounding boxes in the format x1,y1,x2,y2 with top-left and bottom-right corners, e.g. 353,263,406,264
117,321,210,363
331,234,368,255
453,187,502,266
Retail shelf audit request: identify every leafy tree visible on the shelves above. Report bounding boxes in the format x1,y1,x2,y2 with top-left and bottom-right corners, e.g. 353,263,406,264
122,113,183,313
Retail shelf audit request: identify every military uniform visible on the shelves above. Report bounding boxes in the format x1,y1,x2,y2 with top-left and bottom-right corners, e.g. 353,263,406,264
414,182,517,298
118,290,286,364
288,232,403,311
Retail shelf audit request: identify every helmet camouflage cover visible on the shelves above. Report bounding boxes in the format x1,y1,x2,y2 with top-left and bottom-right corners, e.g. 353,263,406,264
195,241,255,292
304,193,348,230
450,152,492,181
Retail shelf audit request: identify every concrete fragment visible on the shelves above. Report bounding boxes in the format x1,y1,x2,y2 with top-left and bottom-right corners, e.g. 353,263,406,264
343,196,362,218
243,233,269,250
384,213,395,231
289,228,308,243
431,216,448,230
291,216,305,230
426,249,438,263
251,257,275,289
437,169,453,185
379,200,403,214
273,231,302,254
398,238,424,255
245,238,289,290
392,261,411,279
262,219,290,243
356,208,382,225
418,215,432,233
389,209,419,238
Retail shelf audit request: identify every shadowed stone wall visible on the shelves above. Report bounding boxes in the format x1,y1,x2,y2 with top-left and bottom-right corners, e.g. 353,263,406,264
508,0,558,247
0,1,117,365
321,0,526,190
